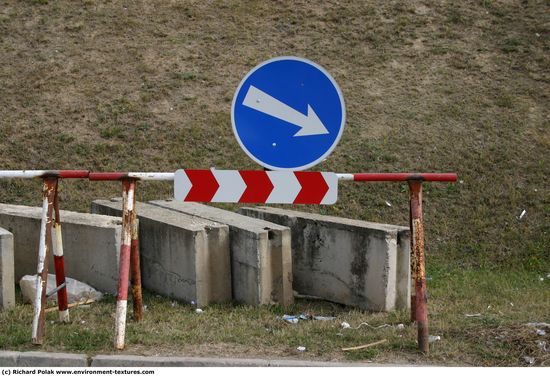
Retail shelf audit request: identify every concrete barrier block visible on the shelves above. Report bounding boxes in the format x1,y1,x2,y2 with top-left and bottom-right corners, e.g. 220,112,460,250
240,207,410,311
150,200,293,306
0,204,122,294
0,227,15,310
91,200,231,306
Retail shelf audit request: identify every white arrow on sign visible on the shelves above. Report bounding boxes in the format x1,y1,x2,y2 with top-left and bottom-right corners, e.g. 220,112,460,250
242,85,329,137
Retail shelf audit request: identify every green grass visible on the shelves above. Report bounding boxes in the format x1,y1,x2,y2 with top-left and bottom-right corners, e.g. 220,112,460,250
0,0,548,365
1,268,548,365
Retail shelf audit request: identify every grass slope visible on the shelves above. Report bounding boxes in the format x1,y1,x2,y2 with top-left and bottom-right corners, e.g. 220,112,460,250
0,0,548,365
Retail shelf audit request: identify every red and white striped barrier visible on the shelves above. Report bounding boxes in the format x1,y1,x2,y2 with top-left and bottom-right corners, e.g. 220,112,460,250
174,169,338,204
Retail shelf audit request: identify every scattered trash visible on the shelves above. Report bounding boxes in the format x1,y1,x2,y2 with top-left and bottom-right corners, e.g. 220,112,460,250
171,301,177,307
143,305,148,311
540,277,545,282
487,305,491,309
342,339,387,352
536,33,541,37
190,300,196,305
313,316,336,321
298,313,309,320
296,346,306,352
396,323,405,330
459,180,464,184
536,329,546,336
526,322,550,328
523,356,535,365
195,308,203,314
385,201,392,207
428,335,441,343
537,340,548,352
20,274,103,305
80,320,86,324
341,322,351,329
547,274,550,279
518,209,526,220
510,302,514,307
465,313,482,317
282,314,299,324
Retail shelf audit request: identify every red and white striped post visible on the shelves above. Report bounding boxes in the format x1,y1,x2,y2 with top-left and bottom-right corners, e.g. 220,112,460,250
0,171,88,344
89,173,146,349
31,177,56,345
52,182,69,323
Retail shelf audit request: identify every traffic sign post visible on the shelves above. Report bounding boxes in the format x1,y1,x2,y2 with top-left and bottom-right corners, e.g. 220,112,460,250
232,57,345,171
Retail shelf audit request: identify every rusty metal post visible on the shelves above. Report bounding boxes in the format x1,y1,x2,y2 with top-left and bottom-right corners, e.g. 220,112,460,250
409,180,429,353
129,181,143,321
31,178,57,345
114,179,135,350
52,182,70,323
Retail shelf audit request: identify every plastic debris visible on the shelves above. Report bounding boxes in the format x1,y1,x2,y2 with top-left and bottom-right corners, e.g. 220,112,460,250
341,322,351,329
465,313,482,317
195,308,203,314
313,316,336,321
190,300,196,305
536,329,546,336
526,322,550,328
282,314,299,324
428,335,441,343
537,340,548,352
510,302,514,307
171,301,177,307
297,346,306,352
539,277,545,282
396,323,405,330
518,209,526,220
523,356,535,365
385,201,392,207
298,313,309,320
547,274,550,279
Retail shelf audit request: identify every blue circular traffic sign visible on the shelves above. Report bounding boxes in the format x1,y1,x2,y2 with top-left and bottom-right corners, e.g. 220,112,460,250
231,57,345,171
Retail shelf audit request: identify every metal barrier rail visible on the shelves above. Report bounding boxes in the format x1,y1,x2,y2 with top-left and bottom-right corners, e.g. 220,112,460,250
0,170,457,354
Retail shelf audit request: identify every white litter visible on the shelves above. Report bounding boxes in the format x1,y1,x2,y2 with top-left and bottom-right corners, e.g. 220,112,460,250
341,322,351,329
465,313,482,317
518,210,526,220
428,335,441,343
385,201,392,207
195,308,203,314
526,322,550,328
536,329,546,336
524,356,535,365
397,323,405,330
297,346,306,352
537,340,548,352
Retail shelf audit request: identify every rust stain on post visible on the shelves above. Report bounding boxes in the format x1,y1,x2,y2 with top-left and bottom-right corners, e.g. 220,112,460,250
32,178,56,345
409,181,429,354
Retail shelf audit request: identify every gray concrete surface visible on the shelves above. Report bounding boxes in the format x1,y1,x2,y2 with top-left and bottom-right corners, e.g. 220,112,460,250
150,200,293,306
0,204,122,294
240,207,411,311
0,351,87,367
0,227,15,310
90,354,370,367
91,200,231,306
0,350,405,367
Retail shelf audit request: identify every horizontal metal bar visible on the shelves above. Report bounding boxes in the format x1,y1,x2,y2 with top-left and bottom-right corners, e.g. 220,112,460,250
341,173,458,182
46,281,66,298
0,170,89,179
0,170,457,183
89,172,175,181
